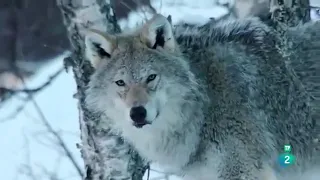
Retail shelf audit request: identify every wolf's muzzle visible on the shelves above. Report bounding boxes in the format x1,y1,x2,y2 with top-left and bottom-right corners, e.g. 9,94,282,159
130,106,148,128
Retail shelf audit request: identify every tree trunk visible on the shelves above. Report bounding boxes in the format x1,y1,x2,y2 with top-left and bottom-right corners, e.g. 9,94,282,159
269,0,311,64
270,0,311,32
56,0,148,179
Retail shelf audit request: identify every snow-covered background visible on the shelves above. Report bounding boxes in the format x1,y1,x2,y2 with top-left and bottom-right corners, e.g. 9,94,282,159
0,0,319,180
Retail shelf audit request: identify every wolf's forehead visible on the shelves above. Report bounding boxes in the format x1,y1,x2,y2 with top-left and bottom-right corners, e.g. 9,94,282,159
116,48,152,65
119,60,152,77
112,36,159,76
117,35,143,51
114,55,153,80
116,47,154,66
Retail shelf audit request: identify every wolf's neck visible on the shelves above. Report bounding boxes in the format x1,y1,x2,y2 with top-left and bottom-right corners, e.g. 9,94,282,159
124,84,206,170
147,100,204,169
154,82,207,164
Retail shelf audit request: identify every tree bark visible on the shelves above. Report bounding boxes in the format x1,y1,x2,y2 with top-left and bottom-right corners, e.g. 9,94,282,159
270,0,311,32
56,0,148,179
269,0,311,64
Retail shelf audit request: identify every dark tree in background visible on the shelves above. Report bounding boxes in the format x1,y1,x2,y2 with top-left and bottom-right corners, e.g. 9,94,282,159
0,0,69,100
0,0,69,79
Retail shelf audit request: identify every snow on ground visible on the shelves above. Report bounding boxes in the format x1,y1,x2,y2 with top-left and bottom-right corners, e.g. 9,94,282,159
0,54,82,180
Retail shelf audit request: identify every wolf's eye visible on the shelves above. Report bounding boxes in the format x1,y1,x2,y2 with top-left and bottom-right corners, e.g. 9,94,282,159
115,80,125,86
146,74,157,83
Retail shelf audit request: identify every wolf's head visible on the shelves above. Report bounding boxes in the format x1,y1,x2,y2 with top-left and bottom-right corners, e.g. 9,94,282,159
84,15,203,131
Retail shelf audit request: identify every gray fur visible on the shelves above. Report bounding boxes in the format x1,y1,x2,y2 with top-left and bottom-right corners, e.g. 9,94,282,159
283,22,320,122
84,15,320,180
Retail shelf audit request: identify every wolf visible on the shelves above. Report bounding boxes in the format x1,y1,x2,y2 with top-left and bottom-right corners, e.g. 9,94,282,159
84,14,320,180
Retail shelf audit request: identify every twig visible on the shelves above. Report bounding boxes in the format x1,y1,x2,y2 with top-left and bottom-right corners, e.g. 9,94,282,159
0,67,64,95
36,165,63,180
29,97,84,178
7,66,84,178
18,132,39,180
0,67,65,122
0,96,32,122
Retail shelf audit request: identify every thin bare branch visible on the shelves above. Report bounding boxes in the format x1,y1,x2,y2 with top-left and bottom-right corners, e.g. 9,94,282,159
29,97,84,178
18,132,39,180
9,69,84,178
0,96,32,122
0,67,64,95
0,67,65,122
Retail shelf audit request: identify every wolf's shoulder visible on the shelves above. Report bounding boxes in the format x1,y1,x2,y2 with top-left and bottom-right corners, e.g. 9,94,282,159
174,17,284,85
174,17,277,52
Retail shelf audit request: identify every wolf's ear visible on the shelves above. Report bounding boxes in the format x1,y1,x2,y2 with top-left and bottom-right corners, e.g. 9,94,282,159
140,14,176,52
84,29,116,68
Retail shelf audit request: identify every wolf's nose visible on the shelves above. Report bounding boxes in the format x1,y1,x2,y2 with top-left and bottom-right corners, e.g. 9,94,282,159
130,106,147,122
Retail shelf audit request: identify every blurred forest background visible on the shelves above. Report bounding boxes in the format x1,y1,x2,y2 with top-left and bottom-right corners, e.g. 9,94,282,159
0,0,319,180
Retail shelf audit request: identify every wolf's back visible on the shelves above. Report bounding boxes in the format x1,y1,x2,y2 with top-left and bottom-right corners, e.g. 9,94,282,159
174,17,319,172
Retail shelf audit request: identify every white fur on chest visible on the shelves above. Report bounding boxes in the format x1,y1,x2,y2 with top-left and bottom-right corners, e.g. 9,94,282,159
120,121,222,179
121,123,193,172
182,144,222,180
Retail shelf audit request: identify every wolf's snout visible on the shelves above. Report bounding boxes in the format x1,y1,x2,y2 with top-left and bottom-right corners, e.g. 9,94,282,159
130,106,147,123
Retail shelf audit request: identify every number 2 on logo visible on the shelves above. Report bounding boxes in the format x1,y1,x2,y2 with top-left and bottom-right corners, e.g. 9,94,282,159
284,155,290,164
